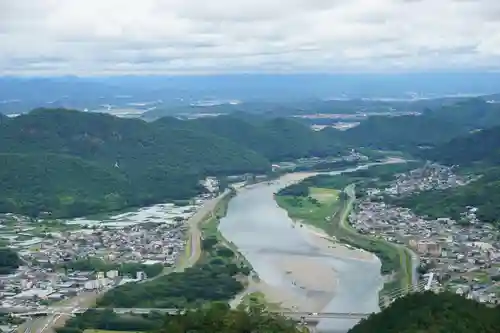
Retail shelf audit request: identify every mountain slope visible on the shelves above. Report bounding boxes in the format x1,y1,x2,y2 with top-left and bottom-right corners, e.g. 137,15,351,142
349,292,500,333
420,125,500,166
426,98,500,130
0,109,270,175
183,115,344,161
326,114,467,151
0,109,271,217
0,153,136,217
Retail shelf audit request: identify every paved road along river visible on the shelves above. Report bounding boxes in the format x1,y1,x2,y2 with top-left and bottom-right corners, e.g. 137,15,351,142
219,163,399,333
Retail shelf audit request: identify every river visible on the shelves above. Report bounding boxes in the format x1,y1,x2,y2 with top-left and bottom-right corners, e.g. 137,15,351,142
219,161,404,333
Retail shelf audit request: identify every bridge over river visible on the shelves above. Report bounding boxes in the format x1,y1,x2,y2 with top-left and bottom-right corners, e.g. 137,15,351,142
4,273,435,324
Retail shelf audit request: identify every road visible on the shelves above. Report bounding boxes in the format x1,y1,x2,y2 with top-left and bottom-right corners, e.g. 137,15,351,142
181,189,230,269
19,191,230,333
17,307,372,320
343,184,419,290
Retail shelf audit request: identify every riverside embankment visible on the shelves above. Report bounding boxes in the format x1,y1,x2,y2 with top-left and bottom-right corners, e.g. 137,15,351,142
218,163,399,333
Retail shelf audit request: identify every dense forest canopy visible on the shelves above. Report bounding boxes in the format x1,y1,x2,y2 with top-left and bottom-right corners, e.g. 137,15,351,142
426,98,500,130
325,114,468,151
348,292,500,333
154,114,345,161
58,292,500,333
321,98,500,153
419,124,500,166
57,303,307,333
0,109,348,218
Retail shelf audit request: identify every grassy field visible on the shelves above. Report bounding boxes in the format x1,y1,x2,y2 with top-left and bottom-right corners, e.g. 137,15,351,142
309,187,340,203
277,182,412,296
276,187,340,230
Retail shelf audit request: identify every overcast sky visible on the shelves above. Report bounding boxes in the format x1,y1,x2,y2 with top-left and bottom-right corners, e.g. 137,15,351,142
1,0,499,75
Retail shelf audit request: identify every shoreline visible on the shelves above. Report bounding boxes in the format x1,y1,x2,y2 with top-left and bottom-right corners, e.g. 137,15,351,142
223,158,408,312
225,170,380,313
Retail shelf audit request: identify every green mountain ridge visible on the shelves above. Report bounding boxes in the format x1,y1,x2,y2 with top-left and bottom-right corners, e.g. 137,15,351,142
426,98,500,130
419,124,500,166
0,108,347,218
325,114,467,151
188,115,344,161
0,153,136,217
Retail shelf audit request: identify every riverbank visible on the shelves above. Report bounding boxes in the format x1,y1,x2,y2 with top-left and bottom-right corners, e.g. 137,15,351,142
341,185,414,293
219,170,383,316
274,160,421,306
277,174,413,299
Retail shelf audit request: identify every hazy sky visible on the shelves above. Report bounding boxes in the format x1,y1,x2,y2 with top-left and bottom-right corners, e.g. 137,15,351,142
1,0,499,75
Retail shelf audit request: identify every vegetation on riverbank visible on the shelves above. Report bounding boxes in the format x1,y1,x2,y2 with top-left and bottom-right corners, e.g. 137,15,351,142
96,192,249,309
275,187,340,231
59,259,164,279
58,303,308,333
276,167,415,294
57,189,256,333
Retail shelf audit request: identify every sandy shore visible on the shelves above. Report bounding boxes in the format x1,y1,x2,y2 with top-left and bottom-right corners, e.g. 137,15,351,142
299,222,375,262
230,165,386,312
242,224,377,312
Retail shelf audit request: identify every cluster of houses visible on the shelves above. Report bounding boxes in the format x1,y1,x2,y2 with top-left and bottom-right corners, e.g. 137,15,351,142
0,178,222,314
350,164,500,304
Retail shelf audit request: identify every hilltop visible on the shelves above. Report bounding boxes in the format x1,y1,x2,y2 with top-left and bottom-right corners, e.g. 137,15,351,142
420,124,500,166
0,109,347,218
0,109,269,217
349,292,500,333
187,115,344,161
320,98,500,152
326,114,466,151
425,98,500,130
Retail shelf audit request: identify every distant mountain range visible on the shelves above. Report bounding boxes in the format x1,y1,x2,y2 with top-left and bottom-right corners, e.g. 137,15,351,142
1,73,500,116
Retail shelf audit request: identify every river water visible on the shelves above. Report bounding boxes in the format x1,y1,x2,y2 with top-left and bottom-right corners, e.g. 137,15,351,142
219,163,398,333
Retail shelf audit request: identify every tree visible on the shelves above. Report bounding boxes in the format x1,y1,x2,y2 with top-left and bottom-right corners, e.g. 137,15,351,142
348,292,500,333
0,248,21,274
157,303,308,333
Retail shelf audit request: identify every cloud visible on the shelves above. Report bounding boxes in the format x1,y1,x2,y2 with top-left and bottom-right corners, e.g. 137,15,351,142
0,0,499,75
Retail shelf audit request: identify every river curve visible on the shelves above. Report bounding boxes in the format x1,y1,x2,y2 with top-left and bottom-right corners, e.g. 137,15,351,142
219,163,399,332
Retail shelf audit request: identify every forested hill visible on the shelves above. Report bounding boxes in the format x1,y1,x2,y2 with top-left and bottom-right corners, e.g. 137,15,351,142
419,125,500,166
320,98,500,152
425,98,500,130
348,292,500,333
159,115,344,161
0,109,271,217
325,114,467,151
0,109,346,218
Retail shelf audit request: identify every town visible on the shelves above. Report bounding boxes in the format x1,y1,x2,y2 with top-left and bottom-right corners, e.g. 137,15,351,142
350,163,500,304
0,178,222,331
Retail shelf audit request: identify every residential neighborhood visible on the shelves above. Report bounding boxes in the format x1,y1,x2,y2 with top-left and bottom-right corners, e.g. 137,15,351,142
0,177,222,328
350,164,500,304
